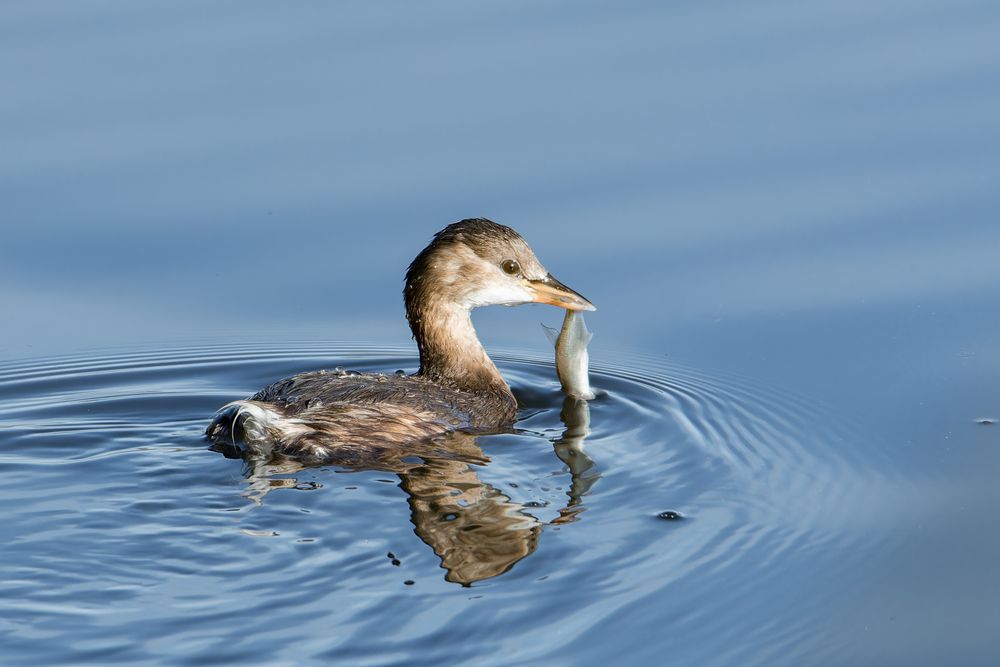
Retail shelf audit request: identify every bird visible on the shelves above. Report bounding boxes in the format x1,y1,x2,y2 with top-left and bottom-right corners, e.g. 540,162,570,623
206,218,595,463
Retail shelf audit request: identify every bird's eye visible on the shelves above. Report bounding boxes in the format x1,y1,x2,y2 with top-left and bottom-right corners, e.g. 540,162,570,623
501,259,521,276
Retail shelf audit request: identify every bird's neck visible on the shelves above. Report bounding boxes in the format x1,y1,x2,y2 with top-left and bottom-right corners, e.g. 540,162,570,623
408,299,512,395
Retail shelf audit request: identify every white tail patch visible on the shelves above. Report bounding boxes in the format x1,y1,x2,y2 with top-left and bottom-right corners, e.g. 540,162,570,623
214,400,309,450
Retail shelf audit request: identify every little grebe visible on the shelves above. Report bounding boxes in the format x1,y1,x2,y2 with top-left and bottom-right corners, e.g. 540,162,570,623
206,218,594,462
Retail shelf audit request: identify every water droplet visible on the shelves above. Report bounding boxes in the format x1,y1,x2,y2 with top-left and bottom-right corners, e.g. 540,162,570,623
657,510,684,521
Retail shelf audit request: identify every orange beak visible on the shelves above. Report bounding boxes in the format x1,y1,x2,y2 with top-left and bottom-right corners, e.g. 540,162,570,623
525,274,596,311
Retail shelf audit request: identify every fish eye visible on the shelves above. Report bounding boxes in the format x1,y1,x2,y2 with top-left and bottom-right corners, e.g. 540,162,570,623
501,259,521,276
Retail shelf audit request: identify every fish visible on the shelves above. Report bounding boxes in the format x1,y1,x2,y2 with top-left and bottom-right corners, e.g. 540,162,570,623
542,310,596,400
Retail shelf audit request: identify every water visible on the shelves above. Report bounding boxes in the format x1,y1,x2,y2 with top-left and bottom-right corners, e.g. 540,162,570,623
2,1,1000,665
0,343,880,665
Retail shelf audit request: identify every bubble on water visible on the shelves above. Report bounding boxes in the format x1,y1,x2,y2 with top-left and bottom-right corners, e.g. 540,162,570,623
976,418,995,425
657,510,684,521
294,482,322,491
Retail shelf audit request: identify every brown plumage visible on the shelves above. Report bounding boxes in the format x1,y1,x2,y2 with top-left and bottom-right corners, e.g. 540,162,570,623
206,218,594,463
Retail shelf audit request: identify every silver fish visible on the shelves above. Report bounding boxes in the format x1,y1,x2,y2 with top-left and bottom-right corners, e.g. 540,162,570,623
542,310,596,400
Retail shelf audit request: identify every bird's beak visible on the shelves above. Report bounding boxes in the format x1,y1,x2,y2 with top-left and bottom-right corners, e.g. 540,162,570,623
524,274,596,311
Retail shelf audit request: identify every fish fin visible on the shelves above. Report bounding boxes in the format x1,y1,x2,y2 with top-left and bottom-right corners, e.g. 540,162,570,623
541,323,559,346
579,314,594,345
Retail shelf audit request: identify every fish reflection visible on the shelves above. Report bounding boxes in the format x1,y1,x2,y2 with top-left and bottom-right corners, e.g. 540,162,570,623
212,395,598,585
551,397,599,524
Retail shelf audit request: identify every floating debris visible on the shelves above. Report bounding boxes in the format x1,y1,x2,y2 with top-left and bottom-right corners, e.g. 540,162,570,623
293,481,322,491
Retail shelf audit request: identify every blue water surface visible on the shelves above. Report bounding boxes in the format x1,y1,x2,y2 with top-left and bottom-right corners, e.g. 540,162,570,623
1,1,999,665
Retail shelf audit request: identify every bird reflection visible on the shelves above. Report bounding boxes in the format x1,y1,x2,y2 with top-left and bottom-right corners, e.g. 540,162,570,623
400,445,540,584
211,395,598,586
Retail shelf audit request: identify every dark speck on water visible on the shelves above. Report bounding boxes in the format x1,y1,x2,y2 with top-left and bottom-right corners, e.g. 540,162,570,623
294,482,322,491
2,1,1000,665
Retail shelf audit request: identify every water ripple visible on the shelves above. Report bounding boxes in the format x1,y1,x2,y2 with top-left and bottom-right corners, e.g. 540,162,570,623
0,341,886,666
